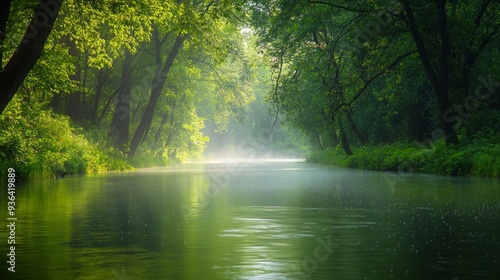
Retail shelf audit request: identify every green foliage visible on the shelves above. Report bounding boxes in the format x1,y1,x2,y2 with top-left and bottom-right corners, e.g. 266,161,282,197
253,0,499,178
308,139,500,178
307,146,347,166
127,146,177,168
2,0,498,181
0,98,130,182
424,139,500,177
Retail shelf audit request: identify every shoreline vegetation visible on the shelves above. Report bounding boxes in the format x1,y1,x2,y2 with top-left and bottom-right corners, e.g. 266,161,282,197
2,113,498,182
0,100,305,182
0,102,185,183
0,107,130,183
307,140,500,178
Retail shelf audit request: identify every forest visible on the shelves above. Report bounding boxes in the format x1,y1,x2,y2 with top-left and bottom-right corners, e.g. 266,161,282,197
0,0,499,181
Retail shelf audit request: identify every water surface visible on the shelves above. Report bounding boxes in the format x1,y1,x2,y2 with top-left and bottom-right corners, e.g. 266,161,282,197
1,160,499,279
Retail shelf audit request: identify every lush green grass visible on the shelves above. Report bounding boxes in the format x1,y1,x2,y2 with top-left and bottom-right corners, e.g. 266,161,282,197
307,139,500,178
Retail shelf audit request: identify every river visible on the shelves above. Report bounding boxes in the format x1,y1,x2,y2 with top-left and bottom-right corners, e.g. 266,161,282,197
1,160,499,279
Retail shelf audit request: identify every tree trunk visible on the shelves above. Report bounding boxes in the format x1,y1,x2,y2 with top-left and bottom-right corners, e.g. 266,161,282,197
91,68,105,122
154,113,169,142
401,0,459,145
346,111,366,145
128,35,185,157
50,92,62,111
63,36,82,120
97,89,119,125
313,131,323,150
435,0,459,145
155,96,178,142
109,49,133,149
331,129,338,146
339,122,353,156
66,89,81,120
0,0,64,114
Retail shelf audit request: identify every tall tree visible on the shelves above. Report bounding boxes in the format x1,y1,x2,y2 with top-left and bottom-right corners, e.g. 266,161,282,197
399,0,499,144
400,0,459,145
128,0,246,157
108,49,133,149
252,0,412,154
0,0,64,114
128,33,185,157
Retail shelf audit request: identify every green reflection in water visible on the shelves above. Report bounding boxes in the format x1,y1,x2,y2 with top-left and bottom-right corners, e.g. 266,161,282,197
0,162,499,279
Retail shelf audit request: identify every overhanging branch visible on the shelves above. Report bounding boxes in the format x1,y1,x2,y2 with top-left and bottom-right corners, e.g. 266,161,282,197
308,0,371,13
334,51,415,112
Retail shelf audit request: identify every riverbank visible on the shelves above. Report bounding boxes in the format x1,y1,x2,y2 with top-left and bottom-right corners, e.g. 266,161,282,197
0,110,130,182
0,99,193,182
307,139,500,178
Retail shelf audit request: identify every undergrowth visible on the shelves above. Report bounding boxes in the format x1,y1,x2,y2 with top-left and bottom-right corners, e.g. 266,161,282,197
308,139,500,178
0,100,131,182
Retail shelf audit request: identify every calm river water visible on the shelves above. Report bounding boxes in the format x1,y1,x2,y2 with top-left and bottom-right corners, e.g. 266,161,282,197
1,160,499,279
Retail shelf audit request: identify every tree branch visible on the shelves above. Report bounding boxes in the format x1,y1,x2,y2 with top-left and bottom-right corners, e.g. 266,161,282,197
334,51,415,112
400,0,441,94
0,0,64,114
308,0,370,13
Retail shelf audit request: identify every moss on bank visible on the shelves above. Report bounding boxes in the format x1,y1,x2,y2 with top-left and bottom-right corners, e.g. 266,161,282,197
307,139,500,178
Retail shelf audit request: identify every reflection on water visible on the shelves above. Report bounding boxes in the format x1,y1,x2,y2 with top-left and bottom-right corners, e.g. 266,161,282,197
0,161,499,279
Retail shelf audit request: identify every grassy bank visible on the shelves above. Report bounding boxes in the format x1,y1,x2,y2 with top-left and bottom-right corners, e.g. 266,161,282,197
307,139,500,178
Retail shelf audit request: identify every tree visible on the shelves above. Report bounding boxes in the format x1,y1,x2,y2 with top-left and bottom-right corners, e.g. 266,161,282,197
128,33,185,157
108,49,133,149
400,0,458,144
252,0,413,155
128,0,247,157
399,0,499,145
0,0,64,114
253,0,499,153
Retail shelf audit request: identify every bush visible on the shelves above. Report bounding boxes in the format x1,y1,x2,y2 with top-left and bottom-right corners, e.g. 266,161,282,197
307,139,500,178
307,147,346,166
0,100,131,182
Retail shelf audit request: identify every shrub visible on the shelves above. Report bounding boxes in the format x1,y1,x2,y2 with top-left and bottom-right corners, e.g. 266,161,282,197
307,139,499,178
0,99,131,182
